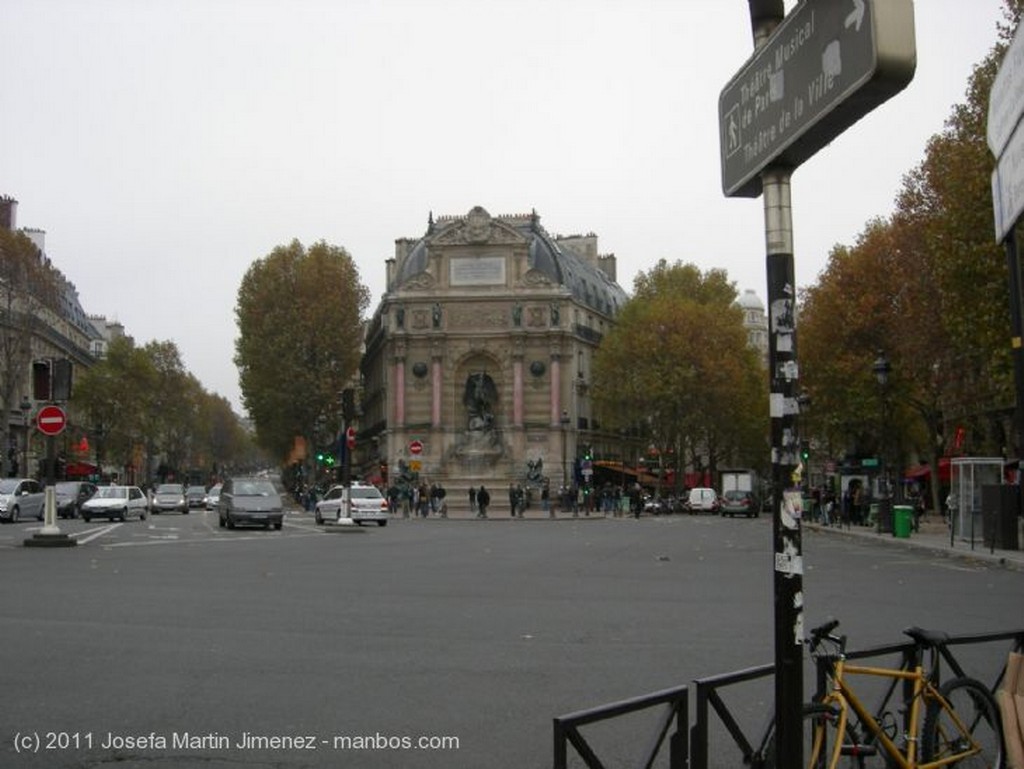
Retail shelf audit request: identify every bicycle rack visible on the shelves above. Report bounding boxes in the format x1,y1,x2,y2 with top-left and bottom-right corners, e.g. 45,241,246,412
554,629,1024,769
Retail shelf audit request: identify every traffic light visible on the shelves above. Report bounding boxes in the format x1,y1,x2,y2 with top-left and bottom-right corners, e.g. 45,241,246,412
32,359,51,401
52,358,73,401
316,451,325,465
799,442,810,463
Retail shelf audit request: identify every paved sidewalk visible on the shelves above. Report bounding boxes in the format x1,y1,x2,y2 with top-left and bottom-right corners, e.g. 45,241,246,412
391,503,610,521
804,514,1024,571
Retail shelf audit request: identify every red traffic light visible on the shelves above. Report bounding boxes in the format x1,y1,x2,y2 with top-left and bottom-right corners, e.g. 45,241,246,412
346,427,356,450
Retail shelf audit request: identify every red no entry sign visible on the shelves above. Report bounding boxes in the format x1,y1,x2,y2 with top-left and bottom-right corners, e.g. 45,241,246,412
36,404,67,436
409,440,423,455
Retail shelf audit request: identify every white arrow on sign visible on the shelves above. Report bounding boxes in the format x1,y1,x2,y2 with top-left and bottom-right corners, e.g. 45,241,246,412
845,0,865,32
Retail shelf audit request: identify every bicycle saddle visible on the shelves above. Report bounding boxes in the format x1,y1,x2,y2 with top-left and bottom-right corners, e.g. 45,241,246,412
903,626,951,647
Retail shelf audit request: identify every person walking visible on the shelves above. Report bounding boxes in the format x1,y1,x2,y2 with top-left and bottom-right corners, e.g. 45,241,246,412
468,486,477,516
477,485,490,518
437,482,448,518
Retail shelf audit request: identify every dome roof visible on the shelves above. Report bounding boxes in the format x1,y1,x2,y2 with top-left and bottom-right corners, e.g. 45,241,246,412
393,207,628,317
737,289,765,311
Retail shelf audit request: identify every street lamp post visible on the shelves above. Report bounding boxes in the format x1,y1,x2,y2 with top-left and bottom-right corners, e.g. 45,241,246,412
873,351,892,534
560,409,570,500
93,424,105,483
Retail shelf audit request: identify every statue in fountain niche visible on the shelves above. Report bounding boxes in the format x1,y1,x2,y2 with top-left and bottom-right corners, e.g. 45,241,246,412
463,372,497,433
451,371,505,462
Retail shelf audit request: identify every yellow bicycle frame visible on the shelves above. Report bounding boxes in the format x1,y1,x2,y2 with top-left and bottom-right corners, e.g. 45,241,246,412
813,656,982,769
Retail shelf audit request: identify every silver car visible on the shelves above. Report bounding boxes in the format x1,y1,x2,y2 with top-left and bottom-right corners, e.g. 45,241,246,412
151,483,188,514
0,478,46,522
218,477,283,530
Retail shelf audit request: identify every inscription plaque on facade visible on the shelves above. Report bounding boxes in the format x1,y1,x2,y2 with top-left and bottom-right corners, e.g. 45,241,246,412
450,256,505,286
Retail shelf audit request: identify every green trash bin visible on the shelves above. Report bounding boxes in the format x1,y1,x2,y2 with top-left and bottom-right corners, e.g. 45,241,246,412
893,505,913,538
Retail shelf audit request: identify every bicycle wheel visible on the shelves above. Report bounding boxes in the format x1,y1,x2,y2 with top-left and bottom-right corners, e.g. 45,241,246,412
763,703,866,769
921,677,1003,769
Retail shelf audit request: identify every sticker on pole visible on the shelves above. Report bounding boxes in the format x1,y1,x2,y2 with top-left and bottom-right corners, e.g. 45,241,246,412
36,404,67,436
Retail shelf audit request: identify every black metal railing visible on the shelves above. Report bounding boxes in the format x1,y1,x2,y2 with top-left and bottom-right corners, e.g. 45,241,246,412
553,683,689,769
555,629,1024,769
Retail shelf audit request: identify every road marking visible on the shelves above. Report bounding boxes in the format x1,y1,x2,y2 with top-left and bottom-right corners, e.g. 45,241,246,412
73,523,123,544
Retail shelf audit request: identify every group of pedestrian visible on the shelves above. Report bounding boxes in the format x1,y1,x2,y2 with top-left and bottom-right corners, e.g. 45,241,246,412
388,481,447,517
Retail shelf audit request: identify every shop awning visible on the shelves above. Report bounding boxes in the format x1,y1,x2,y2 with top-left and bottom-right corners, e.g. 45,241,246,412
903,457,951,483
65,461,98,478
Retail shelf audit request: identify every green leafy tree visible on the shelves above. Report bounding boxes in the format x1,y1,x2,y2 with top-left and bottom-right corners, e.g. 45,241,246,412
70,336,157,479
194,392,254,478
235,239,369,464
593,261,768,491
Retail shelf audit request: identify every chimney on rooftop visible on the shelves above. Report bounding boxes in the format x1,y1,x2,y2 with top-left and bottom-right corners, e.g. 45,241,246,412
0,196,18,231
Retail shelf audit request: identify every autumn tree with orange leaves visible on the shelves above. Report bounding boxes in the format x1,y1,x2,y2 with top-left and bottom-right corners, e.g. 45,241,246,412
592,260,768,492
798,1,1023,513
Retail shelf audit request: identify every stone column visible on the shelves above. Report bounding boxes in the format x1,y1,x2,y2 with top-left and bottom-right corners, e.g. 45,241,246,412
549,353,562,426
393,345,406,427
431,355,442,428
512,356,523,427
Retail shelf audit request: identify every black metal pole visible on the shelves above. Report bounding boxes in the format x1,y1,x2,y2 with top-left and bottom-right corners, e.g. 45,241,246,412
742,4,804,764
766,236,804,769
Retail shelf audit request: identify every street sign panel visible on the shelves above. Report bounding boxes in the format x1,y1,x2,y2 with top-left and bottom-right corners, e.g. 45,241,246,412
993,130,1024,243
990,22,1024,243
719,0,916,198
988,21,1024,158
409,440,423,455
36,405,67,436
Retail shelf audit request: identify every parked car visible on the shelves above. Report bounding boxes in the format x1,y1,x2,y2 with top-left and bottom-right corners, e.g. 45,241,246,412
315,482,390,526
151,483,188,514
55,481,98,519
218,477,283,530
684,487,720,514
642,496,669,515
720,490,759,518
185,485,207,508
80,485,149,522
0,478,45,522
205,483,222,510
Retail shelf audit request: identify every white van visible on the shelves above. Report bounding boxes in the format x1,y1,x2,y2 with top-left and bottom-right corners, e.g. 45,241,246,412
685,487,720,514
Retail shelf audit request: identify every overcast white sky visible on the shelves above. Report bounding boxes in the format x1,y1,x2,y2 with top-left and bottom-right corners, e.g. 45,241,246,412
0,0,1007,414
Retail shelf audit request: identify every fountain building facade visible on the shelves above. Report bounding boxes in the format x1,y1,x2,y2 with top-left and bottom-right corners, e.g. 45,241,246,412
359,206,628,496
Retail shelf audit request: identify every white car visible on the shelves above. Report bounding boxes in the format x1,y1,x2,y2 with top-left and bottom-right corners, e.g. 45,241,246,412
205,483,222,510
0,478,45,522
81,485,149,522
315,483,390,526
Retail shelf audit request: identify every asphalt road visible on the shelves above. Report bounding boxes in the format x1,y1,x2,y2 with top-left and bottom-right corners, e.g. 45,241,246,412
1,510,1021,768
